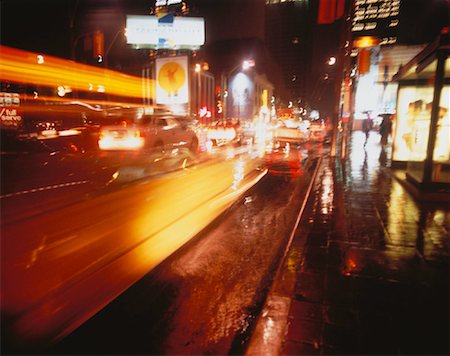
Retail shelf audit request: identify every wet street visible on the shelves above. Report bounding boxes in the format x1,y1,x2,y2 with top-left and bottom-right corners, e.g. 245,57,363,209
248,131,450,356
44,143,320,355
2,133,449,355
1,143,269,353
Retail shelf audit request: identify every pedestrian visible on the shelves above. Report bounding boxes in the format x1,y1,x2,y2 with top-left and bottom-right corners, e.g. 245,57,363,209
379,114,392,145
362,114,373,146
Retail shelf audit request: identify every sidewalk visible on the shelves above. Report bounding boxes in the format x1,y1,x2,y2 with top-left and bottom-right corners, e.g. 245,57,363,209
247,131,449,355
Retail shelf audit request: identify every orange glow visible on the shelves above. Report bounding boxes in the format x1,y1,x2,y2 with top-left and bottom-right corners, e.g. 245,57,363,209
353,36,380,48
0,46,154,100
344,254,359,276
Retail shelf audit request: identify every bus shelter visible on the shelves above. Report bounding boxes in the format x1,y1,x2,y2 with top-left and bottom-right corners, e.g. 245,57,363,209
392,28,450,196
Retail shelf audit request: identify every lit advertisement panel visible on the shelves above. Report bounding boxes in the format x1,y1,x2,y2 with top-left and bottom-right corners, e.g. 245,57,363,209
393,85,450,162
229,73,253,120
126,15,205,49
352,0,400,45
155,56,189,105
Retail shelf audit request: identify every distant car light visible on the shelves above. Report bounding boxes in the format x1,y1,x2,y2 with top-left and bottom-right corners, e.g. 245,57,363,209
98,130,145,150
58,129,81,137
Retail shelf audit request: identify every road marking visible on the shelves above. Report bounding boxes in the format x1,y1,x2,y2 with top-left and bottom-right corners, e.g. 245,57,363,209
0,180,89,199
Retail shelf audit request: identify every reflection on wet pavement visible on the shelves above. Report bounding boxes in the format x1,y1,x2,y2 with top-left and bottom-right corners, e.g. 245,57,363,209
282,131,449,355
42,145,318,356
159,158,316,355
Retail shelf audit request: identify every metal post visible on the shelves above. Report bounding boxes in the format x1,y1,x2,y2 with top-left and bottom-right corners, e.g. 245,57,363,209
332,0,352,158
104,29,124,68
422,52,445,187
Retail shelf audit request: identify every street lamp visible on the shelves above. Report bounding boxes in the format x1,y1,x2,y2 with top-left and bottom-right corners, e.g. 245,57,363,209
104,29,126,67
227,59,255,78
193,62,209,119
194,63,202,116
242,59,255,70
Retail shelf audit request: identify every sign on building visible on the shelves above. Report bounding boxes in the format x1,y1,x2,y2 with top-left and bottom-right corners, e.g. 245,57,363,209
155,56,189,105
126,15,205,50
0,92,22,129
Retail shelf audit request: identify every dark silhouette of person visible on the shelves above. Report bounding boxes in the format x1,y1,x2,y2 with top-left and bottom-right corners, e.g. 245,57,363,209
362,114,373,146
379,115,392,145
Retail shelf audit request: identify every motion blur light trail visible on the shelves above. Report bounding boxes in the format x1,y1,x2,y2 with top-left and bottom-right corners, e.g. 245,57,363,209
0,46,153,99
15,96,146,112
1,150,266,350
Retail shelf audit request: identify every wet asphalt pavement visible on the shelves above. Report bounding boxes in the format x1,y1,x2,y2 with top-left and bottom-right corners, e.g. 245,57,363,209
247,131,449,355
5,131,449,355
43,144,320,355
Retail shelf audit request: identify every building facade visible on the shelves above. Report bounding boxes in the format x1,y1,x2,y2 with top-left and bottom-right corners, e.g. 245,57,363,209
227,71,274,121
265,0,311,104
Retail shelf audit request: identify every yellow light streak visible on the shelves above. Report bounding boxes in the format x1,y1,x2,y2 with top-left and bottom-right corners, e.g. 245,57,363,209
0,46,155,100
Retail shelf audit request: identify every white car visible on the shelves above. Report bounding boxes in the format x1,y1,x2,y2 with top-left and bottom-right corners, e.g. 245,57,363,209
98,114,199,153
273,120,308,144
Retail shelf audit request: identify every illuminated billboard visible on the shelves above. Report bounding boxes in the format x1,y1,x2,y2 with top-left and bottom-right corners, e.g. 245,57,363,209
229,73,254,120
155,56,189,105
126,15,205,50
393,85,450,162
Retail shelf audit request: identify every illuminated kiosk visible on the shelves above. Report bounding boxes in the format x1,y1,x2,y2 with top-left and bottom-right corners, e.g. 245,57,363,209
392,28,450,198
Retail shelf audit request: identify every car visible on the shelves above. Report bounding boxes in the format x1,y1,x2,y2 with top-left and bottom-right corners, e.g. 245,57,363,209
98,113,199,153
308,119,326,142
273,119,308,145
206,120,240,147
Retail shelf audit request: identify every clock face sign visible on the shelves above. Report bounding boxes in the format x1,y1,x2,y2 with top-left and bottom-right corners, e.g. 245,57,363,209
156,56,189,105
158,62,186,97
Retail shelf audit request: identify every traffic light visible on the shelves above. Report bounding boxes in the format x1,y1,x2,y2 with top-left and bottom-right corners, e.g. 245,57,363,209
358,48,371,75
93,31,104,60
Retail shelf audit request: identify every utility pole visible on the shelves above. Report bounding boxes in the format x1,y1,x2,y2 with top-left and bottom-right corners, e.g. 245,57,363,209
330,0,352,158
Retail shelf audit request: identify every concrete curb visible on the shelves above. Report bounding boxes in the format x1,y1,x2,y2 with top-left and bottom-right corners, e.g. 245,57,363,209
245,155,324,356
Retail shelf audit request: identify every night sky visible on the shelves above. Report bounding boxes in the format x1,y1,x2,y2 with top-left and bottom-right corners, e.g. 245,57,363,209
1,0,448,108
0,0,450,57
1,0,448,58
1,0,264,56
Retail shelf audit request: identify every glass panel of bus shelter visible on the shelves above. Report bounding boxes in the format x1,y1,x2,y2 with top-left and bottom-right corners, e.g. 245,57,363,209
432,58,450,183
396,84,433,182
